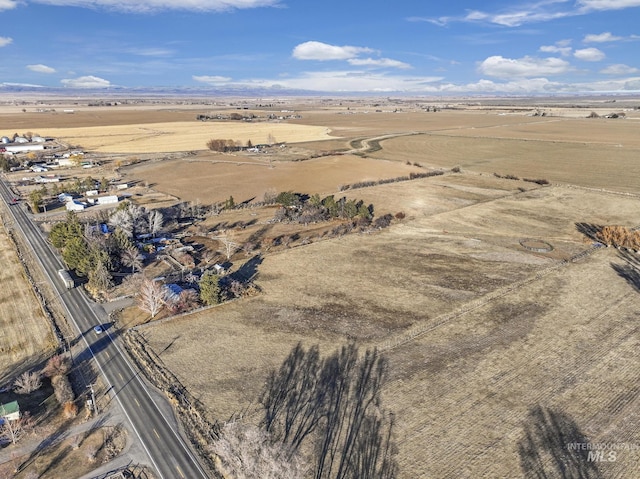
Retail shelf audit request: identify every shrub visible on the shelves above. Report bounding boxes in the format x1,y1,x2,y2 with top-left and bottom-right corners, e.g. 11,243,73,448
395,212,406,220
374,214,394,229
63,401,78,418
523,178,549,185
44,354,71,377
52,375,75,405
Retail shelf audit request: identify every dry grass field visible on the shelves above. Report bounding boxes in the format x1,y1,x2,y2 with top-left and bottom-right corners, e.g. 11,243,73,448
127,153,422,204
0,218,55,385
141,176,640,477
3,99,640,477
24,121,332,154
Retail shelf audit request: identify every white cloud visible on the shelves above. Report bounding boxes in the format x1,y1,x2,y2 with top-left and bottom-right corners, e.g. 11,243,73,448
419,1,577,27
478,55,572,78
292,41,374,61
61,75,111,88
192,75,232,84
539,45,572,56
292,41,410,70
420,0,640,27
237,71,443,92
0,0,18,11
573,47,605,61
577,0,640,11
126,47,174,57
347,58,412,69
31,0,280,13
583,32,622,42
600,63,639,74
0,36,13,47
27,64,57,74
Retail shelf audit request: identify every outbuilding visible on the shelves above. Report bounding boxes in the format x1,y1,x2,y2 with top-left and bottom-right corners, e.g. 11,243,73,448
0,401,20,422
66,201,86,211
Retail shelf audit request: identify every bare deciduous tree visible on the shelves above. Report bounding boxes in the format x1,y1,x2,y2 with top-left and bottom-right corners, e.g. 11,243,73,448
121,245,144,273
13,371,42,395
214,232,238,260
138,278,167,318
43,354,71,378
0,412,35,445
148,209,164,237
108,209,133,238
210,420,306,479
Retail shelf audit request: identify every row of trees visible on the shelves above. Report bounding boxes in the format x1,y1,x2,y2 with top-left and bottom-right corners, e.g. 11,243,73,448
206,139,245,152
212,343,398,478
270,192,373,224
206,133,277,152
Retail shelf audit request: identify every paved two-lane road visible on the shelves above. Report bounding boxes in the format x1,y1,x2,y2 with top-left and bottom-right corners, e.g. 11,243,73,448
0,178,210,479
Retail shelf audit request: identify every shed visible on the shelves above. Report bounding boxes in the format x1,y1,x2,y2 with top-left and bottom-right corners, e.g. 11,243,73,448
213,264,227,275
66,201,86,211
0,401,20,421
96,195,119,205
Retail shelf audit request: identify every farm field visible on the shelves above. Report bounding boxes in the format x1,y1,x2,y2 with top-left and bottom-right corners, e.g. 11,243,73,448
0,216,55,384
141,176,640,477
21,120,332,154
126,153,422,204
372,130,640,193
2,98,640,477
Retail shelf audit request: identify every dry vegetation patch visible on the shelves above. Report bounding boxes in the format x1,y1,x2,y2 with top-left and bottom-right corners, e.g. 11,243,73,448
0,219,55,383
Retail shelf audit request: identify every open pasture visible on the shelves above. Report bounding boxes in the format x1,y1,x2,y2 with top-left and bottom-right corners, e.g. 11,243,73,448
125,153,421,204
140,175,640,476
368,117,640,193
385,249,640,478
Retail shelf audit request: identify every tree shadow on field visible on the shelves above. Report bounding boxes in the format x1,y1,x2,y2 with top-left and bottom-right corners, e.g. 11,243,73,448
575,222,604,242
230,254,263,283
518,405,602,479
611,249,640,293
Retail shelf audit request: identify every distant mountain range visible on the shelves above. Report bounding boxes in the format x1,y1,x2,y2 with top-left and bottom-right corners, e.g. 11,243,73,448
1,83,638,104
0,83,364,98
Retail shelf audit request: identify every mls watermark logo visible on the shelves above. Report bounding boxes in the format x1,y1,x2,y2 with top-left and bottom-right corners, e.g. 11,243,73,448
586,450,617,463
566,442,639,462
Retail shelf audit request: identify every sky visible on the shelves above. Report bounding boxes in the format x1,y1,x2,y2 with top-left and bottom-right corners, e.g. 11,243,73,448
1,0,640,94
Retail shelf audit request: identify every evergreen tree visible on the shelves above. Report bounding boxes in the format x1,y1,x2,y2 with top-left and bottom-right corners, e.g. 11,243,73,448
199,272,222,305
